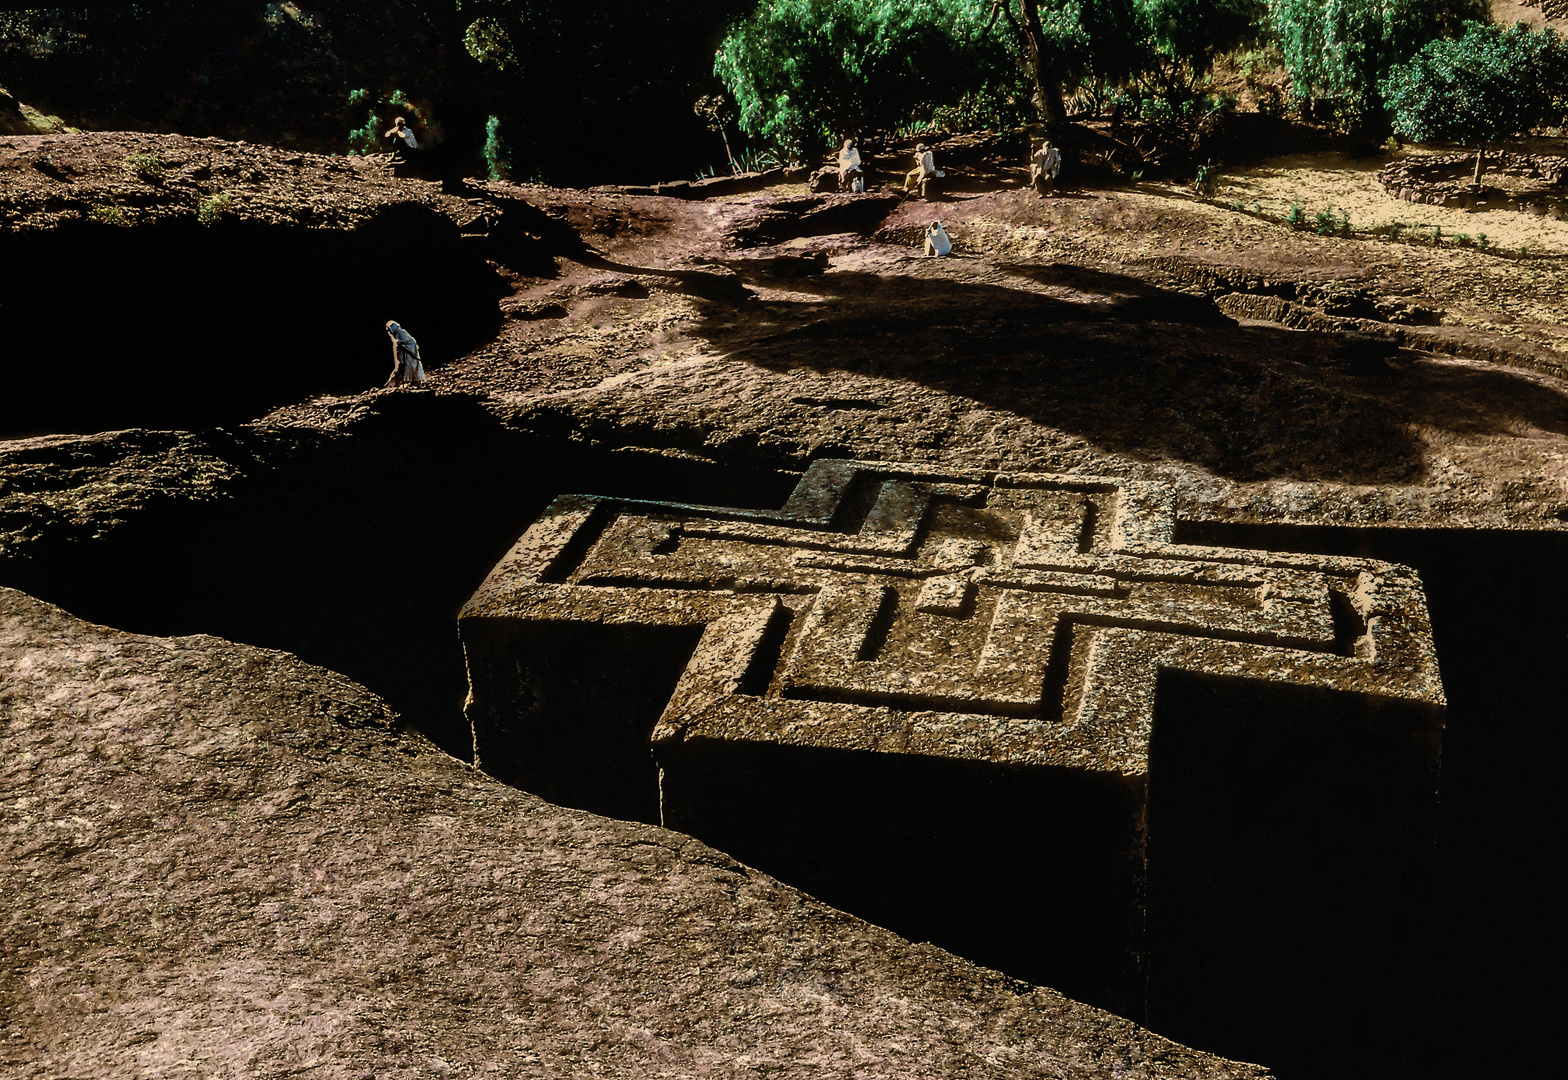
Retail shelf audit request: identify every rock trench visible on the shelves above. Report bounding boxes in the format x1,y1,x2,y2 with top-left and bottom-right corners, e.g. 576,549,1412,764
5,131,1568,1080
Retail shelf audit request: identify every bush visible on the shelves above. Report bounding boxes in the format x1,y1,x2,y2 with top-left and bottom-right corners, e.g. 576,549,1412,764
1313,206,1348,235
483,115,511,181
88,204,128,226
1193,160,1221,195
347,109,381,156
1270,0,1487,129
196,193,233,226
123,150,163,181
1384,21,1568,178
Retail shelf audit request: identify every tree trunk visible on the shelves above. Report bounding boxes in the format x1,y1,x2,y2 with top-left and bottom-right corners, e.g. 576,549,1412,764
720,127,737,175
1473,144,1486,186
998,0,1070,131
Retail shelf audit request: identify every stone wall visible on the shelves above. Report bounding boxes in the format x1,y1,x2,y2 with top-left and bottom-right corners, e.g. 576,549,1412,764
1377,152,1567,217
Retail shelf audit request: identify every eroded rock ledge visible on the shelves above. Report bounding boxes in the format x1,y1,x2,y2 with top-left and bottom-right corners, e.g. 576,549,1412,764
0,586,1269,1079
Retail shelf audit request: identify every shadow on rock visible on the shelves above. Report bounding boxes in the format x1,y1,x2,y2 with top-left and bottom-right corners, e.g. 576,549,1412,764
689,266,1568,484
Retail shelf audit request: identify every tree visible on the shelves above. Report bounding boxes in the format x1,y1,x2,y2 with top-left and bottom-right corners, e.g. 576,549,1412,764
456,0,758,183
1137,0,1263,86
694,94,740,174
1268,0,1488,128
0,2,761,184
987,0,1142,130
1383,21,1568,183
714,0,1020,155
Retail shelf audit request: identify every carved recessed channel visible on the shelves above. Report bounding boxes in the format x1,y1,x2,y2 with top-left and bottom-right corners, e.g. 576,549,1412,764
460,459,1446,1016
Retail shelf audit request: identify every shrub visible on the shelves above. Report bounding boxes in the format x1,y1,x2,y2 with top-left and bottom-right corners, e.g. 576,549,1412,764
1313,206,1348,235
196,192,233,226
123,150,163,180
1193,160,1221,196
483,115,511,181
347,109,381,155
88,203,128,226
1384,21,1568,182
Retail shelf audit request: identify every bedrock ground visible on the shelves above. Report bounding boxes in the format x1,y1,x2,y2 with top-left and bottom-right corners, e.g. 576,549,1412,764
3,131,1567,1079
3,587,1280,1080
11,131,1566,528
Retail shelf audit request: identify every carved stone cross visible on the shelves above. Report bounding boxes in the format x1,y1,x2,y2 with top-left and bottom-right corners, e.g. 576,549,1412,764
460,459,1445,1013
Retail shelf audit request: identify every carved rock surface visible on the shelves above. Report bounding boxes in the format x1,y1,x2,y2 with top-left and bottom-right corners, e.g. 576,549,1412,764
0,586,1271,1079
464,459,1443,778
461,460,1445,1013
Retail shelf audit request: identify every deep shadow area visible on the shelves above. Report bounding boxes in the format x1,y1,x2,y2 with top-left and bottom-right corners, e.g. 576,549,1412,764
1173,523,1568,1080
1147,672,1444,1080
691,268,1568,484
0,393,799,759
660,740,1145,1017
0,206,505,439
464,619,705,824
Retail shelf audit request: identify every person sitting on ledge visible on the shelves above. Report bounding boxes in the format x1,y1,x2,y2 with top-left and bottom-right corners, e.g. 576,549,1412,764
925,220,953,257
383,320,427,388
1031,139,1062,196
838,138,863,192
385,117,418,166
904,143,945,197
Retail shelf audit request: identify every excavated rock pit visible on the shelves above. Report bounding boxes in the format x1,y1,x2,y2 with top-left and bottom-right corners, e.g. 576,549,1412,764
0,206,504,439
4,404,1562,1080
5,131,1568,1080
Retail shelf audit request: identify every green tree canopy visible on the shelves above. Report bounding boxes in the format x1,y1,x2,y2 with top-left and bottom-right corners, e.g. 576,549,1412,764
1139,0,1263,77
1268,0,1488,127
1383,21,1568,179
713,0,1022,155
714,0,1267,150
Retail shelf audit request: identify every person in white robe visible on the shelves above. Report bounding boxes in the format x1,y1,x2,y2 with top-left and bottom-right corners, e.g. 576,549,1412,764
384,321,427,387
838,139,863,191
905,143,945,193
1031,140,1062,196
924,221,953,257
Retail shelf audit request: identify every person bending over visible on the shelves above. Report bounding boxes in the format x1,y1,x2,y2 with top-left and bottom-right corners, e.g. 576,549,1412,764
383,320,427,387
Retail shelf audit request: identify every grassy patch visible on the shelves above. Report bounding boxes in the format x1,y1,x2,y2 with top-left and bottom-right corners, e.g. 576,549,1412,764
123,151,164,182
87,204,129,226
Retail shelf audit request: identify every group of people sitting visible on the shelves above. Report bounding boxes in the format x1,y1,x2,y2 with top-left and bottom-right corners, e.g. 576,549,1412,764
836,138,946,197
832,136,1064,200
376,131,1065,362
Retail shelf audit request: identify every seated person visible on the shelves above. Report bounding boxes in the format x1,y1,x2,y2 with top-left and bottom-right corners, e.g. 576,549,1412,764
904,143,945,194
385,117,418,165
1030,140,1062,195
924,220,953,257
